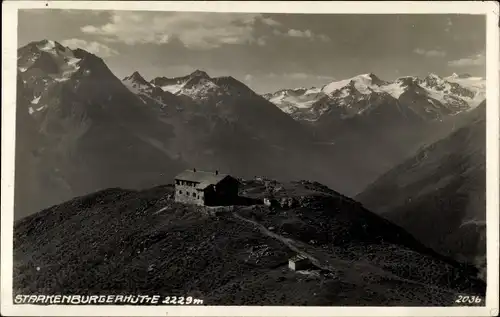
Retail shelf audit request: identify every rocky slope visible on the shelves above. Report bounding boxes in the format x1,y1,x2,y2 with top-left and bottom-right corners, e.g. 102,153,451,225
13,180,485,306
356,101,486,278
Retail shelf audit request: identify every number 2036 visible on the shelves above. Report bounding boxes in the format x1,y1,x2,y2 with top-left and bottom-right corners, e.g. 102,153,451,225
455,295,483,304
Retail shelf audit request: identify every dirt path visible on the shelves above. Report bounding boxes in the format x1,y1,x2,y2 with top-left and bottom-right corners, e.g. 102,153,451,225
232,210,460,298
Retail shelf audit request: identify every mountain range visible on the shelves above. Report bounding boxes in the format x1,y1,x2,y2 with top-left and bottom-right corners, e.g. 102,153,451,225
14,40,487,274
263,72,485,122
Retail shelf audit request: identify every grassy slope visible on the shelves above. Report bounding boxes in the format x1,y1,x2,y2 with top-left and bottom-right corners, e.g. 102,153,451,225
14,181,485,306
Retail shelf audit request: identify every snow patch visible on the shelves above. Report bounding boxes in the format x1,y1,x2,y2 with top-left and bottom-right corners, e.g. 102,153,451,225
322,74,383,95
460,219,486,227
54,77,70,82
382,82,405,99
268,93,320,110
67,57,81,66
53,63,81,82
322,78,353,95
304,87,321,95
28,107,34,115
161,84,183,94
423,87,447,104
18,67,28,73
31,96,41,104
38,40,56,51
153,206,168,215
181,79,219,99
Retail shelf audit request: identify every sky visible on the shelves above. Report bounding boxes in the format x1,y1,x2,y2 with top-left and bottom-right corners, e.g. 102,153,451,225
18,9,486,93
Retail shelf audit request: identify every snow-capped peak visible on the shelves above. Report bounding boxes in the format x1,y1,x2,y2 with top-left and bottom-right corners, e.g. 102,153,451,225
189,69,210,78
37,39,56,51
427,73,442,79
422,73,447,88
122,71,154,96
34,39,68,55
123,71,149,86
322,73,385,95
17,39,83,82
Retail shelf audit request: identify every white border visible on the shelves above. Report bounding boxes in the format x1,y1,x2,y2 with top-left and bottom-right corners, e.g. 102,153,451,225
1,1,499,316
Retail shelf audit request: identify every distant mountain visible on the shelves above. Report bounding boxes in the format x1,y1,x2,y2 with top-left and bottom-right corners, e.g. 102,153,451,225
13,180,485,305
263,73,485,122
15,40,186,219
356,101,486,279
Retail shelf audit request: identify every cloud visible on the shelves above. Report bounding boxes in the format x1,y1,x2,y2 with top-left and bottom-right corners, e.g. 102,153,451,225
448,51,485,67
273,28,330,42
287,29,313,38
81,11,270,49
260,17,281,27
80,12,331,48
256,37,267,46
413,48,446,57
317,34,331,42
244,74,254,82
60,38,118,57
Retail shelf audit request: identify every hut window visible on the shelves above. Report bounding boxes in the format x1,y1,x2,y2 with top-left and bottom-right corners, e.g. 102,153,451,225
192,192,196,197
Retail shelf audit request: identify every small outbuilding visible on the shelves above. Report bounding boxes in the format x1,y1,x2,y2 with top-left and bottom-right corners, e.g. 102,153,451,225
288,254,313,271
263,197,278,208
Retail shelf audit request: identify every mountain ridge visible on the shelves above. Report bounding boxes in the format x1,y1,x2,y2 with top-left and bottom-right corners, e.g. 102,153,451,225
356,101,486,277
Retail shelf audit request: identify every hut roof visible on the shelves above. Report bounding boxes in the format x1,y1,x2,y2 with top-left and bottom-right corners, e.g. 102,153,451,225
175,169,239,188
289,254,308,262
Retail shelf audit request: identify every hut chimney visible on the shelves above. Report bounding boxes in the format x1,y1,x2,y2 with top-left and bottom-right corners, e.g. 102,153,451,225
193,168,197,172
215,170,219,175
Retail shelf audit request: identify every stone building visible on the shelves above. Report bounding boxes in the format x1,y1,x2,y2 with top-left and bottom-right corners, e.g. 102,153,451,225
174,169,240,206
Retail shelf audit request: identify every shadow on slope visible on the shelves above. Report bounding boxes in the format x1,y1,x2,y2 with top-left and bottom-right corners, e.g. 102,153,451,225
356,102,486,278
